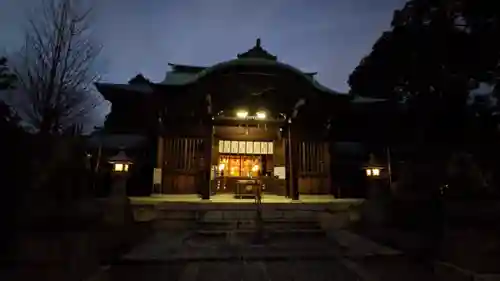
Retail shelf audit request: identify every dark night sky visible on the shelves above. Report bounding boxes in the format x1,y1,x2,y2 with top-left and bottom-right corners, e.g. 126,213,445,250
0,0,406,93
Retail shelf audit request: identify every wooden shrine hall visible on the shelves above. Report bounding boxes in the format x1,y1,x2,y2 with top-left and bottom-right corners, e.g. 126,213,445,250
95,38,385,200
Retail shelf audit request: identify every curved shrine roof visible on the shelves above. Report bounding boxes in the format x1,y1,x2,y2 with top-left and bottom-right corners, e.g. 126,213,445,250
161,58,341,95
158,38,342,95
95,38,387,104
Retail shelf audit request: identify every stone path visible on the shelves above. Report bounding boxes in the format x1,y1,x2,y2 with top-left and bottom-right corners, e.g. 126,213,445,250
175,259,357,281
108,211,361,281
106,209,437,281
327,229,401,258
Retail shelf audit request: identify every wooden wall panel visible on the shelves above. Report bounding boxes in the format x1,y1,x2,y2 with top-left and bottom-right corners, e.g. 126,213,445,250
297,141,331,195
273,139,286,166
161,137,205,194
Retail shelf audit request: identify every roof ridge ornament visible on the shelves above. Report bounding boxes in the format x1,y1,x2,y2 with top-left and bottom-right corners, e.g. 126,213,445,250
128,73,151,84
237,38,277,61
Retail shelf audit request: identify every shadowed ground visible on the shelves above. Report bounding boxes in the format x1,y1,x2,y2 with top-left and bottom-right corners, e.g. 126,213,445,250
92,202,437,281
106,208,360,281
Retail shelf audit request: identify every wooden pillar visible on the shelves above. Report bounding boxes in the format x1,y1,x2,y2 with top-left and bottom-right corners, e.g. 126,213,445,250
200,119,212,199
272,137,287,197
287,122,300,200
283,138,291,197
323,142,334,197
291,133,300,201
156,136,164,168
154,135,164,194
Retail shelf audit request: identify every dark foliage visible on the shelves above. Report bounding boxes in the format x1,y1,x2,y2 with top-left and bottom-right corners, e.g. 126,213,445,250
0,101,29,258
349,0,500,144
349,0,500,195
349,0,500,101
0,57,17,90
347,1,500,263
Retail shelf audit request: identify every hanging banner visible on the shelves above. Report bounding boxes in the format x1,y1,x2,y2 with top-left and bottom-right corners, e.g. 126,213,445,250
268,142,274,154
246,141,254,154
261,142,268,154
238,141,246,153
231,141,239,153
223,140,231,153
218,140,224,153
217,140,274,155
253,142,261,154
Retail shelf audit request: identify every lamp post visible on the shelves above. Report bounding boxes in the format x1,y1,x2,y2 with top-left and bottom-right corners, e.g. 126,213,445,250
105,150,134,226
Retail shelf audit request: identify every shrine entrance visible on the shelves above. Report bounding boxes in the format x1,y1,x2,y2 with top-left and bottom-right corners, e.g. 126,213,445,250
212,137,284,196
218,154,263,178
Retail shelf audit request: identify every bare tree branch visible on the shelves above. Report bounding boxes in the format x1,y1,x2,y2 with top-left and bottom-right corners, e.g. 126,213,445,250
10,0,102,135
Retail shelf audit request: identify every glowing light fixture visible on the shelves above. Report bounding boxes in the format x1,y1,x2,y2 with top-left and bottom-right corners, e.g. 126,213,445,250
256,111,266,119
108,150,133,174
365,168,380,177
236,110,248,119
363,154,383,178
218,163,225,171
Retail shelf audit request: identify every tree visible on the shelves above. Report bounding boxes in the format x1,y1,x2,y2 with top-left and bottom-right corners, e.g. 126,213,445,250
11,0,102,135
350,0,500,99
348,0,500,170
348,2,500,251
0,57,17,90
0,57,21,128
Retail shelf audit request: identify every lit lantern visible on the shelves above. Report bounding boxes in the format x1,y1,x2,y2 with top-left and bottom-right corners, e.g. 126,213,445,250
236,110,248,119
108,150,133,174
365,168,381,177
363,153,384,178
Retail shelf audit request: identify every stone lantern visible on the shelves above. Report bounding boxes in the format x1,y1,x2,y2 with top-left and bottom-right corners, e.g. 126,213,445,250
109,150,133,174
363,153,388,197
104,150,134,226
363,153,385,179
362,153,390,225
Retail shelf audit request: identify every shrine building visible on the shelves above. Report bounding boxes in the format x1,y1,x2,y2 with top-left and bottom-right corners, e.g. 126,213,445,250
94,38,388,200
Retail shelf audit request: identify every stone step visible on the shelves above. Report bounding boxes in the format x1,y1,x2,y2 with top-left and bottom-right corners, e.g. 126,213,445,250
197,225,322,231
198,219,319,224
121,248,340,262
194,229,326,237
197,220,321,229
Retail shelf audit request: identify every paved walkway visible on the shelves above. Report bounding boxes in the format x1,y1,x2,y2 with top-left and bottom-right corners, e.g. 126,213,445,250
105,210,436,281
108,213,361,281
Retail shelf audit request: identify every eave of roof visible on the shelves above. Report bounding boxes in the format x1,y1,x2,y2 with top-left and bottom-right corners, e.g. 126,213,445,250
95,82,154,95
166,63,317,77
159,58,343,96
167,63,207,73
350,95,388,104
